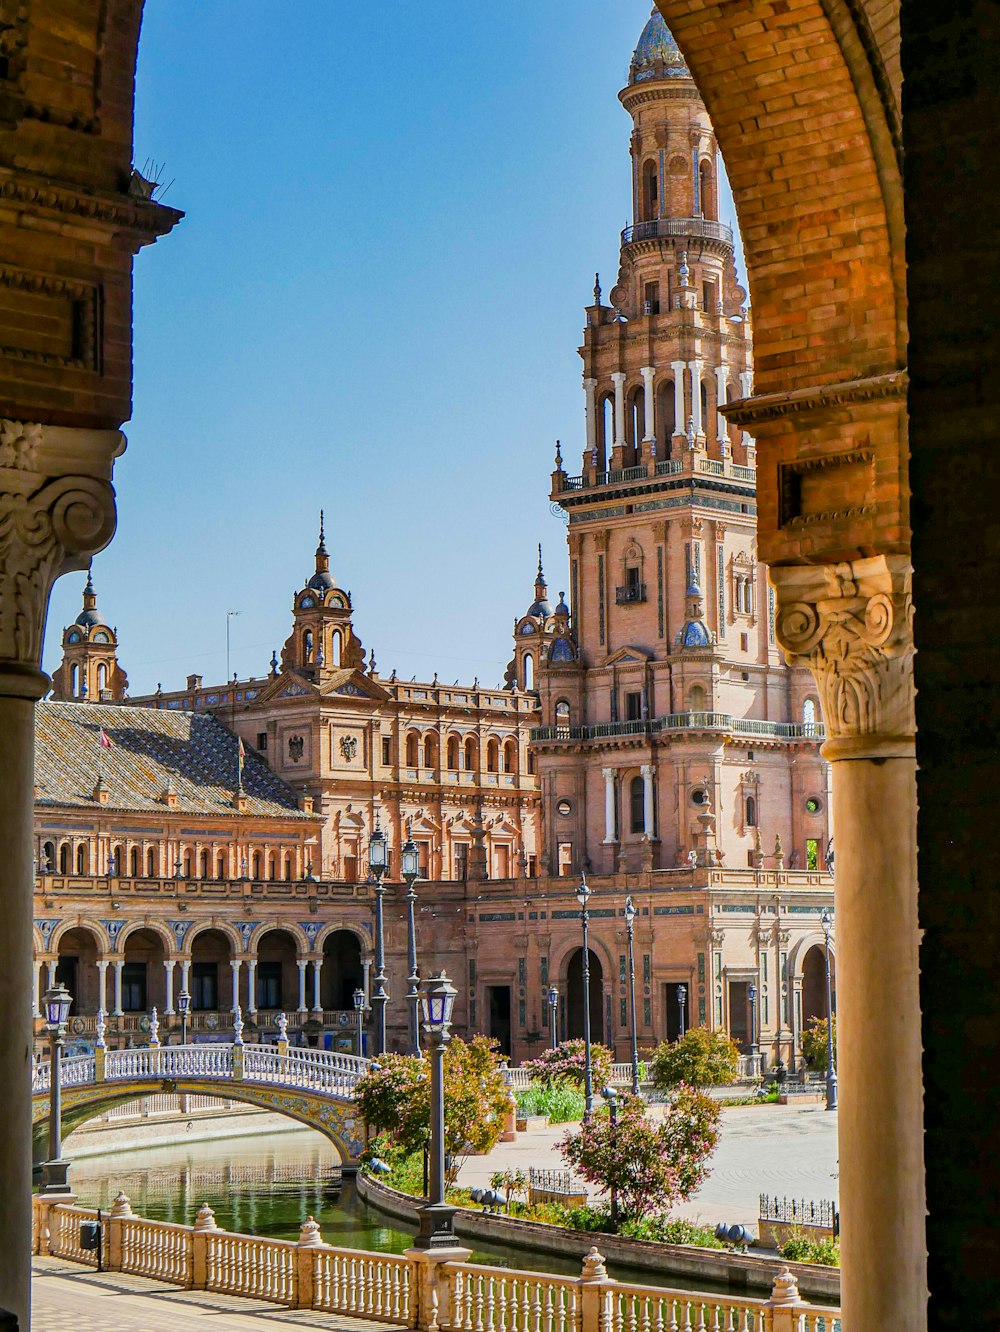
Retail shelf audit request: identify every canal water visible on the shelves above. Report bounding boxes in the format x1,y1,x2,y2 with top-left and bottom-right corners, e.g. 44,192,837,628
65,1127,724,1294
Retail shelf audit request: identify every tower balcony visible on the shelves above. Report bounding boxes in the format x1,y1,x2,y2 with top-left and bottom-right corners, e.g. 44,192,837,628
621,216,734,248
615,582,647,604
530,712,826,745
554,452,756,501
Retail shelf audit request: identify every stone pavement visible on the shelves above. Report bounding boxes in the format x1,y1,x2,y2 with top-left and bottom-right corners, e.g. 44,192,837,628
457,1102,839,1231
31,1257,404,1332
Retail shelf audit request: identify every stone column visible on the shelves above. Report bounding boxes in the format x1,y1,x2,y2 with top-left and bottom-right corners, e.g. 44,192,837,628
641,764,655,836
640,366,656,445
246,959,257,1015
362,957,372,1000
772,555,925,1330
96,959,108,1017
297,959,308,1013
112,959,124,1016
45,959,57,991
670,361,686,438
689,360,704,438
179,959,191,998
602,768,617,844
583,377,598,461
715,365,729,449
32,961,42,1018
229,959,242,1013
738,371,754,450
312,958,323,1014
611,372,626,452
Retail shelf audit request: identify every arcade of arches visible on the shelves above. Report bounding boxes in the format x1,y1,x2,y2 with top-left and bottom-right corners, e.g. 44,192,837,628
0,3,995,1331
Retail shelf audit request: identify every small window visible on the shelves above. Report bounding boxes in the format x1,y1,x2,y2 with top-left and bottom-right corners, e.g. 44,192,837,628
523,653,535,691
557,800,572,817
256,732,267,752
806,839,820,871
630,775,645,833
626,565,641,590
625,691,642,722
555,700,571,727
746,796,757,827
691,788,707,806
803,698,818,727
643,281,660,316
805,796,822,814
382,736,392,766
740,633,749,652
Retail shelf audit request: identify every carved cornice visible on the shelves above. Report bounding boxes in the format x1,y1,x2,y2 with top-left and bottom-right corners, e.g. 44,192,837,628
0,419,121,692
720,371,907,429
770,555,914,759
0,167,182,242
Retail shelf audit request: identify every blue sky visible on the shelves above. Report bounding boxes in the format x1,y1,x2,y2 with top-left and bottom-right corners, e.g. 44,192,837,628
43,2,742,694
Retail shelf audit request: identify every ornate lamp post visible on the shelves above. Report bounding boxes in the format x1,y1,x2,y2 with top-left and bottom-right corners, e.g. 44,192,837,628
414,972,458,1249
677,984,687,1040
821,908,838,1111
353,986,366,1057
601,1085,619,1229
401,825,421,1056
41,983,73,1194
177,989,190,1045
623,896,640,1094
577,872,594,1116
368,817,389,1055
547,984,559,1050
748,982,759,1069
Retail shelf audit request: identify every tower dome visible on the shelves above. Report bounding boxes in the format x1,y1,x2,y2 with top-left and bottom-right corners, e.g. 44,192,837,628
305,511,337,592
629,8,689,84
73,570,107,629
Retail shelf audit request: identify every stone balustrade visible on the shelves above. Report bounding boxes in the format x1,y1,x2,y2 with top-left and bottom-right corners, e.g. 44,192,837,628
33,1196,842,1331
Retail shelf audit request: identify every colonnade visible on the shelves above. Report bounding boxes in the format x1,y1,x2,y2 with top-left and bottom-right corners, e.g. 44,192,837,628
600,764,656,842
583,365,753,459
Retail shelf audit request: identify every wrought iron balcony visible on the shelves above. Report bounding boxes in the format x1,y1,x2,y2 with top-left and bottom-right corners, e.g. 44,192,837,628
621,216,734,247
530,712,826,744
616,582,647,605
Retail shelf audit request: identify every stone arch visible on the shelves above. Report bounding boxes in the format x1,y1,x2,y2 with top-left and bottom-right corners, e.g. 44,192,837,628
115,918,177,958
252,920,311,956
181,919,243,959
312,921,368,957
49,917,111,956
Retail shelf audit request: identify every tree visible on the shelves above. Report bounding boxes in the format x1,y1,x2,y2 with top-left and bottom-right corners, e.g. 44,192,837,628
558,1085,720,1224
355,1036,512,1180
649,1026,741,1090
522,1040,614,1092
802,1015,837,1072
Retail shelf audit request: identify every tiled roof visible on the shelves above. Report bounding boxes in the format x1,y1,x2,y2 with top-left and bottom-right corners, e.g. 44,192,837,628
35,701,311,820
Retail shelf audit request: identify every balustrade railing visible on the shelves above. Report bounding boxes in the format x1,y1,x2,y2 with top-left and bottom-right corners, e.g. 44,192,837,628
621,216,734,247
206,1230,298,1305
557,453,752,496
446,1262,581,1332
121,1215,191,1284
314,1248,413,1323
602,1284,767,1332
531,712,824,745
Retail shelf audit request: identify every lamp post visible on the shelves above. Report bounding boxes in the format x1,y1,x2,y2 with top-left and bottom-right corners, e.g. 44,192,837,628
353,986,366,1056
820,908,838,1111
414,972,458,1249
368,817,389,1055
601,1085,619,1229
401,826,421,1056
677,984,687,1040
547,984,559,1050
748,982,758,1071
41,982,73,1194
177,989,190,1045
577,872,594,1117
623,896,640,1095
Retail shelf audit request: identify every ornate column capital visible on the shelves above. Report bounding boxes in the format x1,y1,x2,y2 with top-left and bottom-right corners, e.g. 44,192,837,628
770,554,914,760
0,419,122,698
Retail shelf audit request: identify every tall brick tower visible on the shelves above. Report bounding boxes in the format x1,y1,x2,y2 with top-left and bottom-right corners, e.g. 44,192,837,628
531,9,829,877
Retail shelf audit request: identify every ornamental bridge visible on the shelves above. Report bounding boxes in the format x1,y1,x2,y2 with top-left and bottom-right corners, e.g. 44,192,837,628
31,1044,369,1167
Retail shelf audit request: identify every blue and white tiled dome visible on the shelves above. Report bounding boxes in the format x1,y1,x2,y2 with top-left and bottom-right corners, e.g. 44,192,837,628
629,8,690,84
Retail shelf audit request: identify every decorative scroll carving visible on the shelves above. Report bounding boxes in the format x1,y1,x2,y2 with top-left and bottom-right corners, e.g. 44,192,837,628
770,555,914,751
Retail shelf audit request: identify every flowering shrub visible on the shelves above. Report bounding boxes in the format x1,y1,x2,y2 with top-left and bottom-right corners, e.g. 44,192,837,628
522,1040,614,1091
649,1027,740,1089
801,1016,837,1072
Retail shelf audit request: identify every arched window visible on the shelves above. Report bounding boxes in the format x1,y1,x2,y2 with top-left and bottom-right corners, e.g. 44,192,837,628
303,630,314,663
283,852,293,881
252,851,262,879
555,700,571,728
630,775,646,834
688,684,707,714
405,732,419,768
423,734,437,769
464,737,477,771
70,664,79,696
147,846,157,877
642,159,658,221
112,843,124,873
446,735,460,770
746,796,757,827
599,393,615,460
803,697,817,727
699,160,715,219
217,850,226,879
76,843,87,874
628,386,644,453
41,840,55,873
331,630,342,667
268,852,277,881
527,750,535,774
523,653,535,691
130,846,140,877
183,850,193,877
59,842,70,874
502,739,517,773
487,738,499,772
658,381,675,442
701,380,709,432
199,849,210,879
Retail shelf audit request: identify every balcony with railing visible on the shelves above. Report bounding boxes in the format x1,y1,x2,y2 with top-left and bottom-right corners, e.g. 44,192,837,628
615,582,647,605
555,452,754,498
530,712,826,745
621,215,734,247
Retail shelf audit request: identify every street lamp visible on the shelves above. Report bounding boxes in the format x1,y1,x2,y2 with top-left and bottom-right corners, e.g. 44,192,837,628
177,989,191,1045
414,972,458,1249
401,825,421,1056
820,908,838,1111
677,984,687,1040
353,986,366,1056
577,872,594,1117
547,984,559,1050
623,896,640,1095
748,982,759,1070
601,1085,619,1230
368,816,389,1055
41,982,73,1194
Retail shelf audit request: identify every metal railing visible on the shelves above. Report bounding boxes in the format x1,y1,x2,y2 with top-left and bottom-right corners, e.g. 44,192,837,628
531,713,825,745
615,583,647,604
558,454,753,495
621,216,734,247
760,1196,839,1234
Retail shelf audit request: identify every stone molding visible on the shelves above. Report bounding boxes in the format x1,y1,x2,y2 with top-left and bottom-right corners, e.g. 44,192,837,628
0,167,182,243
0,419,123,691
770,555,914,759
720,370,906,429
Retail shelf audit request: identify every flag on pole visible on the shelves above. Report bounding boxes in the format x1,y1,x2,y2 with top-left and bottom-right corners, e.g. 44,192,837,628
99,728,114,749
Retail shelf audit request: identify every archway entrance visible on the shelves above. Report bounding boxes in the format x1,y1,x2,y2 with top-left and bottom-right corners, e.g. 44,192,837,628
802,944,835,1027
121,929,166,1013
54,928,101,1016
566,949,604,1044
254,929,298,1013
320,931,363,1011
190,929,233,1012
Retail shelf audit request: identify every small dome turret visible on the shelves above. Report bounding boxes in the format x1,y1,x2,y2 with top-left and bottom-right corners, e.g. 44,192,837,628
306,510,337,592
74,570,107,629
629,9,689,85
526,545,552,619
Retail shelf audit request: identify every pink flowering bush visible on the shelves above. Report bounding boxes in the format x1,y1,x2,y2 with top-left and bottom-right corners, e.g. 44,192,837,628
522,1039,614,1091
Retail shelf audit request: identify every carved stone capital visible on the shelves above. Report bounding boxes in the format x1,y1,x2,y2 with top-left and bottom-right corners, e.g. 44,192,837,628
0,419,122,696
770,555,914,759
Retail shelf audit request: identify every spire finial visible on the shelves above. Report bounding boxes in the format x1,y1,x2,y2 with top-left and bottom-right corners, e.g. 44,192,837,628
554,439,563,470
537,543,544,579
317,510,327,556
594,273,602,305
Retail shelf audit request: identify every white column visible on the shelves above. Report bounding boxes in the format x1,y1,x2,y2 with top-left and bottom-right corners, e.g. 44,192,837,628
312,958,323,1014
32,961,42,1018
96,959,108,1016
45,959,57,990
739,370,753,399
715,364,729,448
602,767,617,844
229,959,242,1013
641,764,655,836
583,377,598,460
297,959,308,1013
362,957,372,1001
112,959,124,1016
670,361,686,437
163,959,175,1014
247,959,257,1014
179,959,191,998
611,371,626,451
689,360,704,437
640,366,656,444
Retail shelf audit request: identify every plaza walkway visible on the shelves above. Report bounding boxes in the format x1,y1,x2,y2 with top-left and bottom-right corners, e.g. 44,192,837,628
31,1256,404,1332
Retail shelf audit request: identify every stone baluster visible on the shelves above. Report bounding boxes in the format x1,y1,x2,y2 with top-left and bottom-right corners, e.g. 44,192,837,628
191,1202,219,1289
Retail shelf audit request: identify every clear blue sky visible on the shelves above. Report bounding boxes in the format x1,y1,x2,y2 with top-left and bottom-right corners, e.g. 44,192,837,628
43,2,742,694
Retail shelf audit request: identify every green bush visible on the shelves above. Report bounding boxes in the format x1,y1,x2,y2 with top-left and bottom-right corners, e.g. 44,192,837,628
515,1080,587,1123
778,1228,841,1266
560,1202,616,1233
802,1016,837,1073
649,1027,741,1090
619,1215,726,1248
